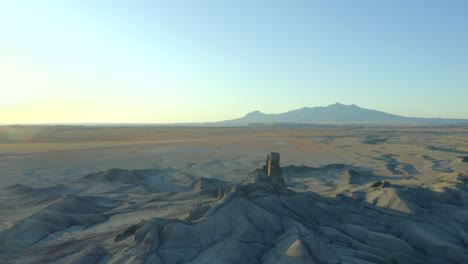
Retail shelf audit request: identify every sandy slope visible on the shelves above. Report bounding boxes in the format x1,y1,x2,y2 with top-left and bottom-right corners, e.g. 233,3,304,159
0,126,467,263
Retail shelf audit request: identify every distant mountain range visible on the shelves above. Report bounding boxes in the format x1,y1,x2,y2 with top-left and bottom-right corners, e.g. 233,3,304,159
213,103,468,126
7,103,466,127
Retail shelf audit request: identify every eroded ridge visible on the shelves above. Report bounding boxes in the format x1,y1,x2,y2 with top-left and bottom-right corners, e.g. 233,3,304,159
1,153,467,264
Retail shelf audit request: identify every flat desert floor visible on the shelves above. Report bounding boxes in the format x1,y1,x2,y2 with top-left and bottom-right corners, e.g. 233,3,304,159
0,125,467,263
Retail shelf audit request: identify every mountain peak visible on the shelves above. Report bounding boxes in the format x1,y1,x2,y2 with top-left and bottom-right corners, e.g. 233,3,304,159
327,102,358,108
244,110,264,117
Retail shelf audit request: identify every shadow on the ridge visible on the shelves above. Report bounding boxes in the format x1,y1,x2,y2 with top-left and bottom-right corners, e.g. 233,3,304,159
282,163,414,187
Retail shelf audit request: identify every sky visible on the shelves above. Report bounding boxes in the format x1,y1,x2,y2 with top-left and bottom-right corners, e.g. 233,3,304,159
1,0,467,123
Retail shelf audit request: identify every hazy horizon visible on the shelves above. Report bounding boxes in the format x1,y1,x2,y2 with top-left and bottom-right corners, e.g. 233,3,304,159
2,102,468,125
1,1,468,123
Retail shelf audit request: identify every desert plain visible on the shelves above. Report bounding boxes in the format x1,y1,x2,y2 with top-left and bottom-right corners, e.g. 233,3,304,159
0,125,467,263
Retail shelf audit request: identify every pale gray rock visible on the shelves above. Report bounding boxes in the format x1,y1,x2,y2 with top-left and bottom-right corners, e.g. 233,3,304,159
2,154,468,264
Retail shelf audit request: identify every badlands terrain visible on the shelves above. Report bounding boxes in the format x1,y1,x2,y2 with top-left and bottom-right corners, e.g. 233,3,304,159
0,125,467,263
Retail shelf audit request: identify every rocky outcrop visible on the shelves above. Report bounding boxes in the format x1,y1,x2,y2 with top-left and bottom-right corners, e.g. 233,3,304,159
258,152,285,185
371,180,391,188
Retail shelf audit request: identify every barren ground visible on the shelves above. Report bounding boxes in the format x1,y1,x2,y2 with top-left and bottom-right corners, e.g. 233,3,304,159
0,125,467,263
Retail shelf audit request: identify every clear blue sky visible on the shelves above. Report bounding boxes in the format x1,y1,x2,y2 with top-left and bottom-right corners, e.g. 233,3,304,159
1,0,467,123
